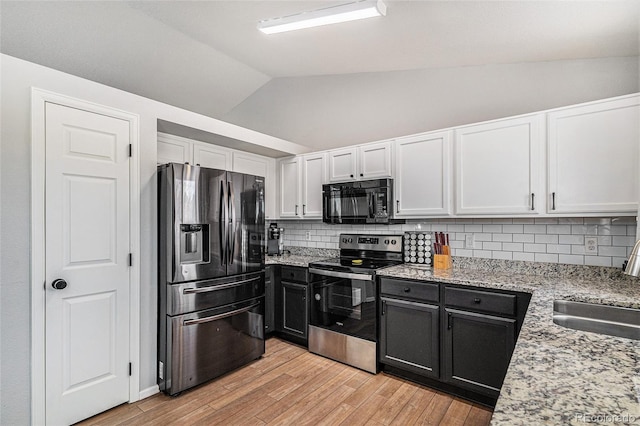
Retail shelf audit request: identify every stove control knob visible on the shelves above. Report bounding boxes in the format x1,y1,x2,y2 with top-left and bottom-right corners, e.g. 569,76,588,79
391,239,397,245
315,294,321,301
384,239,389,244
348,238,353,243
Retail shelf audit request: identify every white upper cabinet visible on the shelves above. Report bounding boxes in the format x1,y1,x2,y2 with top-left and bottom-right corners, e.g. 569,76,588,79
301,153,326,218
328,141,393,182
278,157,301,218
395,132,451,217
547,95,639,214
193,144,232,170
454,115,542,215
358,141,393,179
328,147,357,182
278,153,326,219
157,133,192,165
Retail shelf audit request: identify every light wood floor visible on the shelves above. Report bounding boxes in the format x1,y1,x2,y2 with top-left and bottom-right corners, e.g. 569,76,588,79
79,338,493,426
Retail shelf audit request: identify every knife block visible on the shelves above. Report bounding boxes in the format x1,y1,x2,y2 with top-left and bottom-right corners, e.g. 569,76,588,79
433,254,452,270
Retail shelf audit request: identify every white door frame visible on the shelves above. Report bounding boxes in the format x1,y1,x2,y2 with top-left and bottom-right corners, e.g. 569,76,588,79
30,88,141,425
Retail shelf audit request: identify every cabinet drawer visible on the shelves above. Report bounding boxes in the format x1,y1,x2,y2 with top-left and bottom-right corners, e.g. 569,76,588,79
444,287,516,316
281,266,308,283
380,278,439,303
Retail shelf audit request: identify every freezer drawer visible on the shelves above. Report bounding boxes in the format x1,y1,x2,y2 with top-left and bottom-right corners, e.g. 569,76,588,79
160,297,265,395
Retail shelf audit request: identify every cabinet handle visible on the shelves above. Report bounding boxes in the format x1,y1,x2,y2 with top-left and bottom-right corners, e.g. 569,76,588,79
403,287,411,293
396,200,400,213
552,192,556,210
303,204,306,215
381,300,386,316
295,205,298,215
473,298,481,304
531,193,535,211
447,312,452,330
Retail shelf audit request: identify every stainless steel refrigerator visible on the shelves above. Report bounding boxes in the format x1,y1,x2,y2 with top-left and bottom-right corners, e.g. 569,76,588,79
157,163,265,396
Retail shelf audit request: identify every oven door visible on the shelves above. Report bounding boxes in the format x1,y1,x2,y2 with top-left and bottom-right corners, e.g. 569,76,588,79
308,268,377,342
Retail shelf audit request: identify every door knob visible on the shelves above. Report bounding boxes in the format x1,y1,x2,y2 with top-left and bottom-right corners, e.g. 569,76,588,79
51,279,67,290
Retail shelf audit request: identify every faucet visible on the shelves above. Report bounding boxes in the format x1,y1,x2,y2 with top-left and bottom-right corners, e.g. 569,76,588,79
623,240,640,277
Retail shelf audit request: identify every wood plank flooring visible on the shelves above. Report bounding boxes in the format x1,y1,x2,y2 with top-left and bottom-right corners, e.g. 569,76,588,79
79,338,493,426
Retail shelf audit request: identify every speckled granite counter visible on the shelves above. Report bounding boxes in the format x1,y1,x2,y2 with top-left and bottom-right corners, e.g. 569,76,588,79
265,254,329,268
378,263,640,425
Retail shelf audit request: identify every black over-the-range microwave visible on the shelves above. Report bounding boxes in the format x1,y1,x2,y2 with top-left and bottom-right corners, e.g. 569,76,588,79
322,179,404,224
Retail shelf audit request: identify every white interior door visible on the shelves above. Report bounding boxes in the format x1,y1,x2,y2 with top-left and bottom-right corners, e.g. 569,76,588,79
45,102,131,425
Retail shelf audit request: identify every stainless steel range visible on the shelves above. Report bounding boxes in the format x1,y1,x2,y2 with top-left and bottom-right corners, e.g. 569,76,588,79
308,234,403,373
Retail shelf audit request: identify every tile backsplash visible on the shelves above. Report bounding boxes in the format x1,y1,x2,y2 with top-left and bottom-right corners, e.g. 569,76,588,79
271,217,638,268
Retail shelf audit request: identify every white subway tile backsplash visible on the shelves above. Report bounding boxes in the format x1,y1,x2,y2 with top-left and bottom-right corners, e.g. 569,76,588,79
524,224,547,234
534,234,558,244
277,217,636,268
513,234,535,243
535,253,559,263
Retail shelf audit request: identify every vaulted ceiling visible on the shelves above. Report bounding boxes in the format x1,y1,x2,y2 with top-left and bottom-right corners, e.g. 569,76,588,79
2,1,639,148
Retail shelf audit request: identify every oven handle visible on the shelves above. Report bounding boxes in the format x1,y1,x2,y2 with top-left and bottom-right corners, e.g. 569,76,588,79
309,268,373,282
182,277,260,294
183,302,260,326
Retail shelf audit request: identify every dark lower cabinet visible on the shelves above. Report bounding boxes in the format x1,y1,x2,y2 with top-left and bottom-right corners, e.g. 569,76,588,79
443,308,516,397
380,297,439,378
264,265,275,335
281,281,308,339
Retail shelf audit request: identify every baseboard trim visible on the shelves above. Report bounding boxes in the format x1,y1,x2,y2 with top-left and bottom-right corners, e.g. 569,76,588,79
139,385,160,400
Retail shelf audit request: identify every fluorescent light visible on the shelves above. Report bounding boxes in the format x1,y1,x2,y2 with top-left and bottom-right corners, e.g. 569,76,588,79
257,0,387,35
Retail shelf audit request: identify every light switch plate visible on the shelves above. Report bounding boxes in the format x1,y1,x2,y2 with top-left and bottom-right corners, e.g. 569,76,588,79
585,236,598,254
465,234,474,249
305,231,311,241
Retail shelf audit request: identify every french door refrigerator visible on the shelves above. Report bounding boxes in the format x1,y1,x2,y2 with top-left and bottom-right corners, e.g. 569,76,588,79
158,163,265,395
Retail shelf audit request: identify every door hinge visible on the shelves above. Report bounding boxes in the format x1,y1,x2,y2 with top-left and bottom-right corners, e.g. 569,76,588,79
128,253,133,267
129,362,132,376
128,144,133,157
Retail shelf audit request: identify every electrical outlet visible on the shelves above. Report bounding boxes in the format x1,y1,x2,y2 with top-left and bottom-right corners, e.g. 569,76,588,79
585,236,598,254
465,234,474,249
305,231,311,241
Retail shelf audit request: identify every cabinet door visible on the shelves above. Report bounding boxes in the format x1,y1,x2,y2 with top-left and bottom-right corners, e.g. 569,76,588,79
282,282,308,339
454,116,541,215
302,153,326,218
359,141,393,179
395,132,451,217
548,96,639,214
278,157,301,218
380,297,440,378
193,142,232,170
443,308,515,396
328,148,357,182
233,152,277,220
264,266,275,334
157,134,193,165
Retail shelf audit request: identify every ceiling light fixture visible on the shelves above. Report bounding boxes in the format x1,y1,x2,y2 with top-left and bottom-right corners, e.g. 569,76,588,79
257,0,387,35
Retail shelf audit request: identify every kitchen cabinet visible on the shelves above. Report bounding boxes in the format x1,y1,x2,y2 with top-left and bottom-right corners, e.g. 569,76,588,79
193,143,232,170
394,132,451,217
379,278,440,378
547,95,639,214
264,265,275,335
157,132,277,219
328,141,393,182
157,133,192,165
442,286,521,398
276,266,309,346
278,154,326,219
454,115,542,215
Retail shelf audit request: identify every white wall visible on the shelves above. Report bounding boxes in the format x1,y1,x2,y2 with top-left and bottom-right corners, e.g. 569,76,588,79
224,57,640,150
0,54,306,424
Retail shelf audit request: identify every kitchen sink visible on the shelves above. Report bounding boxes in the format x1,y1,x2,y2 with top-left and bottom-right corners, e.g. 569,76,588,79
553,300,640,341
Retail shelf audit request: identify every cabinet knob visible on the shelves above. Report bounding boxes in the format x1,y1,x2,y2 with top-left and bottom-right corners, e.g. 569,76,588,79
350,174,354,178
403,287,411,293
360,173,363,177
473,298,481,304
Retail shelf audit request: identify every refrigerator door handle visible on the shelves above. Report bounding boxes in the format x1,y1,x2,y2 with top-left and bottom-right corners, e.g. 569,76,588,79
219,180,227,265
228,181,236,264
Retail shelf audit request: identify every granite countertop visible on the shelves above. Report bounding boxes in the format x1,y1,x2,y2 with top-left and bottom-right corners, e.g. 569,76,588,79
378,263,640,425
265,254,330,268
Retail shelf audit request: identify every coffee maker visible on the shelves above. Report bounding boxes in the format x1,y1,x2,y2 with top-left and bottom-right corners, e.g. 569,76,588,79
267,223,285,256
